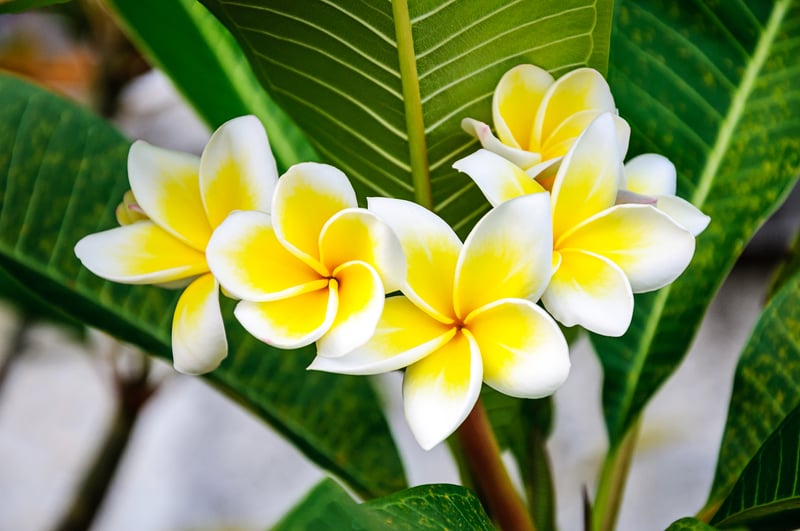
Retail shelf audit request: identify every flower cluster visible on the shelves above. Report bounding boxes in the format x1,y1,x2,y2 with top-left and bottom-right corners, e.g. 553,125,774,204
75,64,708,449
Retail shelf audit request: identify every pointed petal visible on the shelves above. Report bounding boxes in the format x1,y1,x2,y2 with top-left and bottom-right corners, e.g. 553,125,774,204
559,204,695,292
403,330,482,450
200,115,278,227
128,141,211,250
624,153,677,196
453,149,545,207
455,193,552,317
466,298,569,398
542,249,633,336
657,195,710,236
492,64,554,149
272,162,357,268
206,210,324,302
171,274,227,375
317,261,384,357
234,282,338,349
308,296,456,375
533,68,616,147
74,221,207,284
368,197,459,323
551,113,623,241
319,208,406,293
461,118,542,170
615,189,659,206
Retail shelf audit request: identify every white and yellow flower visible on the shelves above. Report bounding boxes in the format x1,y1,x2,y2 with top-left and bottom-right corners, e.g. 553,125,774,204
462,64,630,177
206,163,405,357
310,194,569,450
455,113,697,337
75,115,276,374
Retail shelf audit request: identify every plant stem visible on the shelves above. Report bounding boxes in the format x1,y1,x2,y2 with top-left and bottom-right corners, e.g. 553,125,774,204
591,417,642,531
457,399,536,531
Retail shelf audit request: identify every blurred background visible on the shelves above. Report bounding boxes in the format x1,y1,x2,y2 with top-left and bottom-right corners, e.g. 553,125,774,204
0,2,798,530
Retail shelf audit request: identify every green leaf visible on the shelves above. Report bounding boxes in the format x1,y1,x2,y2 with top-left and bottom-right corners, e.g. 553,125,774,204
198,0,613,232
665,517,719,531
104,0,316,171
711,404,800,529
276,478,495,530
0,72,405,498
0,0,69,14
767,227,800,301
593,0,800,447
704,272,800,510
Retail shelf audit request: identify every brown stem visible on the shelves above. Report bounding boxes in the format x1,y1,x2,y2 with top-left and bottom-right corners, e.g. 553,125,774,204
456,399,536,531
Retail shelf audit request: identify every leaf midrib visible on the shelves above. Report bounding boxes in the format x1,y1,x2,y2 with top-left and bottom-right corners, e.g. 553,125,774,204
610,0,791,446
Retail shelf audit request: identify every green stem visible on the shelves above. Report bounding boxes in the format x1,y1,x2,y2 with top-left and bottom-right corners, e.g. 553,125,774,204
391,0,433,210
456,399,536,531
591,418,642,531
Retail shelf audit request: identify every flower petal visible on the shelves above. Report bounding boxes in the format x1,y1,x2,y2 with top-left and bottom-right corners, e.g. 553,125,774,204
308,296,456,375
542,249,633,336
551,113,623,241
492,64,554,149
455,193,553,317
543,112,631,164
559,204,695,292
200,115,278,227
272,162,357,268
128,140,212,250
368,197,459,323
453,149,545,207
657,195,710,236
624,153,677,196
171,274,227,375
461,118,542,170
206,210,324,302
533,68,616,148
403,330,483,450
234,282,338,349
466,298,569,398
316,261,384,358
74,221,207,284
319,208,406,293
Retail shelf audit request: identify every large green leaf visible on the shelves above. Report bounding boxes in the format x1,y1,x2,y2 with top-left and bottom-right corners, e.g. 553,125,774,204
275,478,495,530
711,404,800,529
198,0,613,232
666,517,719,531
593,0,800,447
0,72,405,498
104,0,316,171
704,272,800,511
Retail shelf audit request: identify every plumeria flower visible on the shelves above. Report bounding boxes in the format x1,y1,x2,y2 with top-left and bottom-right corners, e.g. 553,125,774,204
206,163,405,357
461,64,630,177
310,193,570,450
619,154,710,236
75,115,276,374
455,113,697,337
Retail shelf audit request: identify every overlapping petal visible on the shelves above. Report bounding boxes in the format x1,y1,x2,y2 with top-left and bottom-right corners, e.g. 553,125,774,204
308,296,456,375
542,249,633,336
171,273,227,375
127,141,212,250
200,115,278,227
319,209,406,293
466,299,570,398
455,193,552,317
403,330,483,450
74,221,208,284
551,113,623,241
272,163,357,270
492,64,554,149
624,153,677,196
461,118,542,170
559,204,695,293
368,197,460,323
657,195,711,236
206,210,324,301
234,282,338,349
316,261,385,358
452,149,545,207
